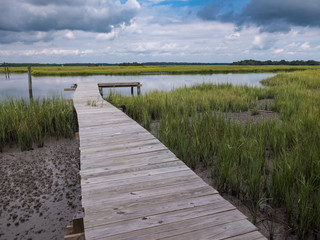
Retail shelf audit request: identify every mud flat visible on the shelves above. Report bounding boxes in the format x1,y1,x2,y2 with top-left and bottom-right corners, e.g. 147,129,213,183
0,138,81,240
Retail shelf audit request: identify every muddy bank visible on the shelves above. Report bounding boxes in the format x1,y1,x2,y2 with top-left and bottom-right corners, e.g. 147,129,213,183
0,138,81,240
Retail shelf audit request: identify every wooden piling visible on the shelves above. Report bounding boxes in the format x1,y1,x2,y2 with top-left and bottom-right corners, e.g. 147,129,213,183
6,67,9,79
28,66,33,99
64,210,85,240
4,64,10,79
137,84,141,95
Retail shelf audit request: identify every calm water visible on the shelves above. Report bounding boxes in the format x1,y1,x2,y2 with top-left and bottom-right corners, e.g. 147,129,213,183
0,73,275,100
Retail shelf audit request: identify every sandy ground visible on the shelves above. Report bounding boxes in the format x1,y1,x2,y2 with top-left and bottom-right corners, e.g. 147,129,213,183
0,138,81,240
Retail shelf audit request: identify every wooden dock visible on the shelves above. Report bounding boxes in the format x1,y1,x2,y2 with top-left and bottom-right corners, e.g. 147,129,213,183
72,82,266,240
65,82,142,96
98,82,141,96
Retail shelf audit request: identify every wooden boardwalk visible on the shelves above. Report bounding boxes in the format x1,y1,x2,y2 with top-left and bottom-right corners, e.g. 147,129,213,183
73,82,266,240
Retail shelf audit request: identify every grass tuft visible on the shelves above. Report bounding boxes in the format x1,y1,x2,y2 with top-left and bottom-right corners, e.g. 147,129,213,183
0,97,78,151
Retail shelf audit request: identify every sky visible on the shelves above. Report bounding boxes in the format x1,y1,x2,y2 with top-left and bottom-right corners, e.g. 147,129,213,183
0,0,320,63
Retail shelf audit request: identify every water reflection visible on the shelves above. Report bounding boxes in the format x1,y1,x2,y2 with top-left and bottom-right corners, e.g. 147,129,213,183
0,73,275,100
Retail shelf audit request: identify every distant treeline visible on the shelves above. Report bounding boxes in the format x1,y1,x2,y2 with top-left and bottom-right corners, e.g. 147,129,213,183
119,62,143,66
1,62,229,67
231,59,320,65
142,62,228,66
0,63,118,67
2,60,319,67
119,62,228,66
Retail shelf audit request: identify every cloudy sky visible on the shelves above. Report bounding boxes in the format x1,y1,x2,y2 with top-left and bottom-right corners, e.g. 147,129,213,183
0,0,320,63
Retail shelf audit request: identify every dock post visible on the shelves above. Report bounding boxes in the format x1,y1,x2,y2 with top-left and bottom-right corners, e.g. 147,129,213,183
131,86,134,96
28,66,33,99
4,63,9,79
5,67,9,79
64,209,85,240
137,85,141,95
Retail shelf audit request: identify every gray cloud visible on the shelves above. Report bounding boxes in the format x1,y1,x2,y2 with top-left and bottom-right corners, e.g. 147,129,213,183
0,31,55,44
21,0,85,6
0,0,140,43
198,0,320,32
197,3,220,21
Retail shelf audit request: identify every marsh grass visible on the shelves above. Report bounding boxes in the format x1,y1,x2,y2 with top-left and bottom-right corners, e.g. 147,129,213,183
106,69,320,239
2,65,320,76
0,97,78,151
87,99,97,107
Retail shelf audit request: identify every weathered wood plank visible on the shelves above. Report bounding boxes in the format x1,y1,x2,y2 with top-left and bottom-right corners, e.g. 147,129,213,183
80,150,177,170
81,163,190,185
224,231,267,240
80,138,160,153
80,142,168,159
64,233,85,240
82,178,211,206
81,160,185,178
79,131,154,146
81,169,196,193
84,194,228,229
101,209,247,240
159,219,258,240
85,201,236,239
82,179,213,208
84,185,217,216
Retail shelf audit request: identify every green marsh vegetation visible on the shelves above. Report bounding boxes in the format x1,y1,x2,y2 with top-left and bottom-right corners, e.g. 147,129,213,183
106,69,320,239
1,65,320,76
0,97,78,152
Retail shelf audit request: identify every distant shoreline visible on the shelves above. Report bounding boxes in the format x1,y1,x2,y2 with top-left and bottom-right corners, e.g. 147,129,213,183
1,59,319,67
1,64,320,77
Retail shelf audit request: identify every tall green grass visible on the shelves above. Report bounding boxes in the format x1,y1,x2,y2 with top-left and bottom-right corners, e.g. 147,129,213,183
0,97,78,151
106,70,320,239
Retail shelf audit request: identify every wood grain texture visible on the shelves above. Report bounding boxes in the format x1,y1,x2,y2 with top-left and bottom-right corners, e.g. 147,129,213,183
73,82,266,240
